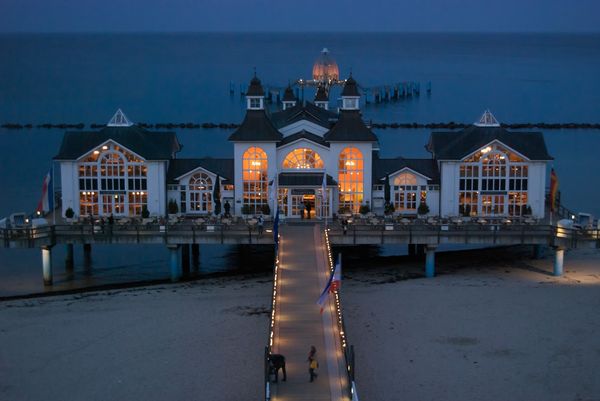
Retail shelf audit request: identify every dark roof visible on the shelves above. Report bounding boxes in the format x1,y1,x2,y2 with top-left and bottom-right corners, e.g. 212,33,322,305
428,125,553,161
373,157,440,184
54,125,181,160
341,75,360,97
278,172,337,186
246,75,264,96
167,158,234,183
278,130,330,148
283,85,296,101
228,110,283,141
323,110,378,142
315,86,328,101
270,102,337,130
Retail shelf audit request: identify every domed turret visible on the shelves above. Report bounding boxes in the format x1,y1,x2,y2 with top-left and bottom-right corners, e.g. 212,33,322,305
312,48,339,83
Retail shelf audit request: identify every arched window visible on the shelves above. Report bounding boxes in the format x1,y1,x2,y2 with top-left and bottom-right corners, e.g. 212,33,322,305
393,172,419,212
188,173,213,213
459,144,528,217
338,147,363,212
78,143,147,217
283,148,324,169
242,147,268,213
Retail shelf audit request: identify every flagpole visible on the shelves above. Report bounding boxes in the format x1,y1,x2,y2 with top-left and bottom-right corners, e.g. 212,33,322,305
52,162,56,226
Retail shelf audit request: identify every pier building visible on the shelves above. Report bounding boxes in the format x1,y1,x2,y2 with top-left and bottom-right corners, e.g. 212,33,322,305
53,75,551,221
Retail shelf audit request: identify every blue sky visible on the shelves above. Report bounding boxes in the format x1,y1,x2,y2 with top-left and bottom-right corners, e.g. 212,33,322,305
1,0,599,33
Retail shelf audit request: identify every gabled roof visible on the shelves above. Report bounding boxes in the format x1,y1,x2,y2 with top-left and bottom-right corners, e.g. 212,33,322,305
427,125,553,161
270,102,337,130
372,157,440,184
323,110,378,142
54,125,181,161
277,130,330,148
228,110,283,142
278,172,337,187
167,158,234,184
341,75,360,97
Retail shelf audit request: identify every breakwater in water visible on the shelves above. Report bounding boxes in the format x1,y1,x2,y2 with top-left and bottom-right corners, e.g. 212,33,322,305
2,122,600,130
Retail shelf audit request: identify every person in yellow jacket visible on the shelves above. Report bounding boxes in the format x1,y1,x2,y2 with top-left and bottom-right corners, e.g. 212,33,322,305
308,356,319,382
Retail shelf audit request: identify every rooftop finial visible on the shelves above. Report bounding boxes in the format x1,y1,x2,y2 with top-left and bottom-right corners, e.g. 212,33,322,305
474,109,500,127
107,109,133,127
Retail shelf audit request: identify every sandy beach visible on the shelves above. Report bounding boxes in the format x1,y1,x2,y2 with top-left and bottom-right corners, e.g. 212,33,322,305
344,248,600,401
1,247,599,401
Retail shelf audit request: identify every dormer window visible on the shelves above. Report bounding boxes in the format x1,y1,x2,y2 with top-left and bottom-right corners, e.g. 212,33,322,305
342,97,359,110
248,97,263,110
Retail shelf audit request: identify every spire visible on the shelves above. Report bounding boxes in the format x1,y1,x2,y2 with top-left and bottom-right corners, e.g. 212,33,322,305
474,109,500,127
246,72,265,110
341,74,360,111
107,109,133,127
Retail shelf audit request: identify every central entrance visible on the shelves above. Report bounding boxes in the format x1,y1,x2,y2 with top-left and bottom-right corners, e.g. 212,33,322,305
290,189,315,218
284,188,331,219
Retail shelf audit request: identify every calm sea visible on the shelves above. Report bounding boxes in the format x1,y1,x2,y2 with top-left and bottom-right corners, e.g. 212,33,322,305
1,33,599,296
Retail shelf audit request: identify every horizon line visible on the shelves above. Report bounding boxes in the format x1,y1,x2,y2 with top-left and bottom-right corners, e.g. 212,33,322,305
1,29,599,35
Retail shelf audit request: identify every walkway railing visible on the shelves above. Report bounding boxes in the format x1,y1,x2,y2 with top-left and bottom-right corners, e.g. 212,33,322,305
323,229,359,401
329,222,599,248
1,222,274,248
264,236,281,401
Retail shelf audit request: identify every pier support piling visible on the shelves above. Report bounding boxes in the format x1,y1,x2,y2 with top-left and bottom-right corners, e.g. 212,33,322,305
554,248,565,276
83,244,92,268
425,246,437,278
42,245,53,286
181,244,190,277
168,245,182,282
191,244,200,271
65,244,74,271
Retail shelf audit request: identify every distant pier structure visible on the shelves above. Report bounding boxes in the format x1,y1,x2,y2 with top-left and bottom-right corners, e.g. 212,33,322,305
229,48,431,106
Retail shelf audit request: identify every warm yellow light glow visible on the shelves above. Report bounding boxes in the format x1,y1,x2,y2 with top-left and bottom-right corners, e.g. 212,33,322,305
93,150,100,155
102,145,108,150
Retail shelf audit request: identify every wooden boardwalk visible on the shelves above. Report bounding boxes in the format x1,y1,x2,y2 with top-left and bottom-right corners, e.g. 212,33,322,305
270,225,349,401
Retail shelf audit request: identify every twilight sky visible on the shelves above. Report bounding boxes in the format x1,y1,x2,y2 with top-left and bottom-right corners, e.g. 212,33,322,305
1,0,599,33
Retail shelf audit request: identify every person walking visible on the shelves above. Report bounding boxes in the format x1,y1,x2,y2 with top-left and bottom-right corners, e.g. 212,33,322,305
257,215,264,235
224,200,231,217
300,202,305,219
307,345,318,381
305,202,312,219
342,218,348,235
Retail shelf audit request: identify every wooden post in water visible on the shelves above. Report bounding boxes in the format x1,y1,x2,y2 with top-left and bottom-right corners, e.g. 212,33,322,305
42,245,53,286
192,244,200,271
65,244,74,272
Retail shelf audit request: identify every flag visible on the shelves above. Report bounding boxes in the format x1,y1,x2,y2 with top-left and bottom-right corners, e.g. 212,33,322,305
273,207,280,245
550,168,559,213
213,174,221,216
36,168,53,214
317,253,342,313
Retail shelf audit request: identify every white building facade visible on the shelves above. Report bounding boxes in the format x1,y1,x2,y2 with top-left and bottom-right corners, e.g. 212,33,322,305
55,82,552,221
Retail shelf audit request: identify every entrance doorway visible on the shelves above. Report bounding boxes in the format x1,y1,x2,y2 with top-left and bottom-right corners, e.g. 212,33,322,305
101,193,126,216
481,194,506,216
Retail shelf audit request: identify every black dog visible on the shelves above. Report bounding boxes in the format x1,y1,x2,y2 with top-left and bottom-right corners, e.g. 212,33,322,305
268,354,286,382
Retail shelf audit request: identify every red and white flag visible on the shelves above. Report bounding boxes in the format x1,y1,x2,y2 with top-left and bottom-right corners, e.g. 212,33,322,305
36,168,53,214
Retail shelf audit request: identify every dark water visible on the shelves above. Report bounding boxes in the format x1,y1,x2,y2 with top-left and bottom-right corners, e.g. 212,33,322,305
1,33,599,296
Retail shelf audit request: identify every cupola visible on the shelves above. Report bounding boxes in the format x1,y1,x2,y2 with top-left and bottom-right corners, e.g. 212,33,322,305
340,75,360,111
282,84,297,110
314,86,329,110
246,73,265,110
